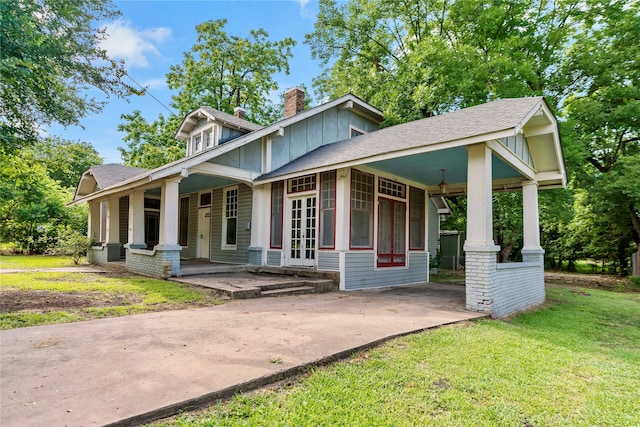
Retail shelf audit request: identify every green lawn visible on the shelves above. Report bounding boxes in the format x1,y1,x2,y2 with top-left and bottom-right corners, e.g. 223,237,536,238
0,254,83,269
156,286,640,426
0,272,223,329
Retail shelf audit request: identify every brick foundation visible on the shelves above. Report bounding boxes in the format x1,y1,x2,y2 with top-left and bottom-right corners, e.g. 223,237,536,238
125,245,182,278
465,246,545,318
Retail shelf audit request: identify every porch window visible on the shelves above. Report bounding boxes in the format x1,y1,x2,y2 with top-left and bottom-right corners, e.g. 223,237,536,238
223,187,238,248
289,174,316,193
378,198,406,267
379,177,406,198
350,169,374,249
319,170,336,248
409,187,425,250
179,196,189,247
270,181,284,248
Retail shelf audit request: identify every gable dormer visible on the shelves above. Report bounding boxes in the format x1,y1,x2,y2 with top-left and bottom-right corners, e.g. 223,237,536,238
175,107,263,157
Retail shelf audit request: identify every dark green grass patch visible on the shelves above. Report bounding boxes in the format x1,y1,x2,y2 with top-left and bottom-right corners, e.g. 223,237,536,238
156,286,640,426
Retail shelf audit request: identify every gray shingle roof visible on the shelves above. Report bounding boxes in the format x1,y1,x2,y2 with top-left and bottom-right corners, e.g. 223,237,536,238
257,97,545,180
89,164,149,190
200,107,263,132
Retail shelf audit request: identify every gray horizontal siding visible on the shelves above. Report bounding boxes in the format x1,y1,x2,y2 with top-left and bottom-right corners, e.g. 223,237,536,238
344,252,428,291
428,199,440,260
267,250,282,266
210,184,252,264
318,251,339,271
181,193,198,259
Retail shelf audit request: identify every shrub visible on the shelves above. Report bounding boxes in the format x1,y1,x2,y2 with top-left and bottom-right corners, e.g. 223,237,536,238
55,228,91,264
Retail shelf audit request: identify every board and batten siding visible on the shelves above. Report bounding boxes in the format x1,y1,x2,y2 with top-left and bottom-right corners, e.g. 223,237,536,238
208,139,262,172
318,251,340,271
499,134,533,167
428,198,440,259
270,108,379,171
210,184,252,264
344,251,428,290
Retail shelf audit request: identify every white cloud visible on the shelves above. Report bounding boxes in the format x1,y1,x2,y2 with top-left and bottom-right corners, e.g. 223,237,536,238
100,20,172,68
297,0,315,20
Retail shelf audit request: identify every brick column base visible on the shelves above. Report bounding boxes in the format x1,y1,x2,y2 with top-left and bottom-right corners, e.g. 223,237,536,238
464,246,499,314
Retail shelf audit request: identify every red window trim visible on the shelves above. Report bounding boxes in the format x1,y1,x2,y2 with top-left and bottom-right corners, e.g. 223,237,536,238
349,168,375,250
269,181,284,249
319,170,336,250
408,186,426,251
377,197,407,268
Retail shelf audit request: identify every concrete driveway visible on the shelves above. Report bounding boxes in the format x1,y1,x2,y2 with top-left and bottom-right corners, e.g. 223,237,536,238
1,282,485,427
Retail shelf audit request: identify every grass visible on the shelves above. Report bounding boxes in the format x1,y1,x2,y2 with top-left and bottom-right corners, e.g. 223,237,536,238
154,286,640,426
0,272,223,329
0,254,82,269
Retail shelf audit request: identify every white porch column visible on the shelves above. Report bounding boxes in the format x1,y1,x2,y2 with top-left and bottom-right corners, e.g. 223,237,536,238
105,198,120,244
522,181,541,251
159,178,181,246
465,144,496,248
249,184,269,265
128,190,146,248
464,143,499,315
88,201,100,242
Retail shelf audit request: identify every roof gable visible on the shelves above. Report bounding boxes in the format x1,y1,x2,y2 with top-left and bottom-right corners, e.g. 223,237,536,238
175,107,263,140
75,164,149,198
256,97,565,188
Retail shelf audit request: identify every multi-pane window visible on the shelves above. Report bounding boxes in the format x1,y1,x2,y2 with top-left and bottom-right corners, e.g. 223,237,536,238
319,170,336,248
205,130,214,148
270,181,284,248
350,169,374,248
223,187,238,247
179,196,189,247
378,198,406,267
194,135,202,152
379,178,406,198
409,187,425,250
289,174,316,193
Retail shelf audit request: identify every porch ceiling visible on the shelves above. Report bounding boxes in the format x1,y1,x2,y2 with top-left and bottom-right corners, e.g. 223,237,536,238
367,147,523,192
178,174,238,195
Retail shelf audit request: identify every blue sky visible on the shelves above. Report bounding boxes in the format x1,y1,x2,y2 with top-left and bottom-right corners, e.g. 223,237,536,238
48,0,322,164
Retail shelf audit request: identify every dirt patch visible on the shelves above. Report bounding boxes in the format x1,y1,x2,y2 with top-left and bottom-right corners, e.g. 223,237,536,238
0,289,141,313
545,272,632,290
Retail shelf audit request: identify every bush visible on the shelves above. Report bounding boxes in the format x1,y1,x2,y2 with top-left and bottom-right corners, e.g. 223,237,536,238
55,228,91,264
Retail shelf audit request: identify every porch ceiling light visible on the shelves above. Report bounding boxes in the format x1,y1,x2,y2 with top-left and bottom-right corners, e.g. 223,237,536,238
438,169,448,195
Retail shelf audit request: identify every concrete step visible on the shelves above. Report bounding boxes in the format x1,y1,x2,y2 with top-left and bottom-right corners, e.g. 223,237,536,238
261,285,315,297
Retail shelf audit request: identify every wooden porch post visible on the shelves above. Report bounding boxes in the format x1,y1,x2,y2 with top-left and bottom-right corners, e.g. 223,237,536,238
128,190,146,248
159,178,181,247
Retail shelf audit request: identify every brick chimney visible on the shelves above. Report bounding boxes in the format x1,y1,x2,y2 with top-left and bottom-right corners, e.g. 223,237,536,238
234,107,246,121
284,87,305,118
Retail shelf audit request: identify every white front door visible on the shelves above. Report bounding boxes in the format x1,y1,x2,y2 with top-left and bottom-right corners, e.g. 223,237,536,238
197,208,211,259
287,196,317,267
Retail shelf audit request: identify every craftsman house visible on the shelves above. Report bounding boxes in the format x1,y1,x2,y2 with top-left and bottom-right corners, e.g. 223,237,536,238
72,88,565,317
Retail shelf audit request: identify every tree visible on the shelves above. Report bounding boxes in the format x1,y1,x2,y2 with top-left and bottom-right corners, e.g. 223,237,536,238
306,0,581,124
33,137,103,188
0,0,134,151
0,152,68,252
117,111,183,169
119,19,296,168
167,19,296,123
561,0,640,274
